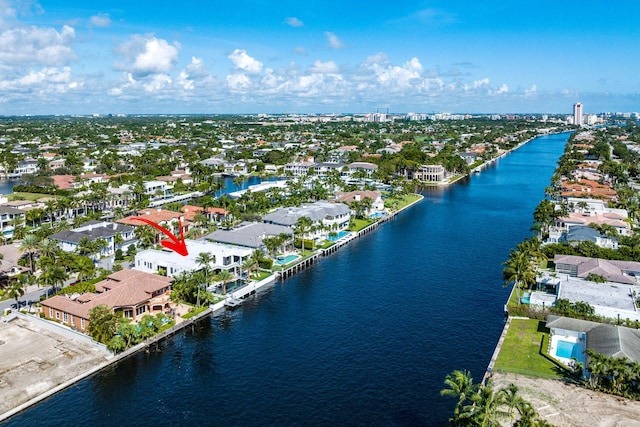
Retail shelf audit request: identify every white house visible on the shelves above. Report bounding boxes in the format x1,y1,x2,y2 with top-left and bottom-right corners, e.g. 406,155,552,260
262,201,351,240
134,239,253,278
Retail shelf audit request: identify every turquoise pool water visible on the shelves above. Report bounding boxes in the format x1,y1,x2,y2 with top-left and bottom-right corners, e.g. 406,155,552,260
556,340,580,359
274,254,300,266
327,231,350,242
521,292,531,304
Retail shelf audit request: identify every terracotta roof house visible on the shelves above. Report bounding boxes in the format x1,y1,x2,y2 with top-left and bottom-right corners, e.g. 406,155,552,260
51,174,77,190
118,208,184,226
553,254,640,285
561,178,617,201
40,270,174,333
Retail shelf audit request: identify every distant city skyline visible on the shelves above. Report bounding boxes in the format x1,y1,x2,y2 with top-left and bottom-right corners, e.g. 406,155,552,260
0,0,639,115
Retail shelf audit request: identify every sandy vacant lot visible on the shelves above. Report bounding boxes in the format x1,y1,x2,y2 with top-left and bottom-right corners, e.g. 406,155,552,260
492,372,640,427
0,316,111,420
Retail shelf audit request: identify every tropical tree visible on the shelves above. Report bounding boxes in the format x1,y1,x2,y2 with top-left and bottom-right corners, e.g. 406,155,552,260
458,381,507,427
74,255,96,281
294,216,313,251
19,234,40,273
87,304,117,344
440,369,476,424
195,252,215,307
39,265,68,295
216,269,234,295
6,277,25,309
502,249,536,304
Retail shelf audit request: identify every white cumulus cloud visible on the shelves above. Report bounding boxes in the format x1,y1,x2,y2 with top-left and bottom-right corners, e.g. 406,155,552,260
178,56,211,90
90,13,111,28
308,60,339,74
114,35,180,77
285,17,303,27
0,24,76,66
324,31,344,49
228,49,263,74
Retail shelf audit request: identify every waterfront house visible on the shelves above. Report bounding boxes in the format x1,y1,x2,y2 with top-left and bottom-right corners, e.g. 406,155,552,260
530,271,640,322
335,190,385,216
40,270,174,333
553,255,640,285
205,222,293,250
262,201,351,240
546,315,640,366
560,178,617,202
134,239,252,278
404,164,448,182
564,226,619,249
50,220,136,258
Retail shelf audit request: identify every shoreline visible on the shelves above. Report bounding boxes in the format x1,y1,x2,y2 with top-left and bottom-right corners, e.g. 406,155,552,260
0,194,424,423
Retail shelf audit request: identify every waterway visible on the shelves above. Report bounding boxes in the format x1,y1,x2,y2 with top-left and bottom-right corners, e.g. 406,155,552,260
4,133,570,426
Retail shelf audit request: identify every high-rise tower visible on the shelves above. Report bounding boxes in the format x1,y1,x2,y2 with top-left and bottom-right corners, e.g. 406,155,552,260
573,102,583,126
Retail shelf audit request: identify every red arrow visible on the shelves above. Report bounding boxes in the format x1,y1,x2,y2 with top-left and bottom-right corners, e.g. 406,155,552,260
130,217,189,256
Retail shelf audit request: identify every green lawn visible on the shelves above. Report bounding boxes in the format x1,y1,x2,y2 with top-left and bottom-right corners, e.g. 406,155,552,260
384,193,422,211
493,318,566,379
8,192,60,201
250,270,271,281
348,218,374,232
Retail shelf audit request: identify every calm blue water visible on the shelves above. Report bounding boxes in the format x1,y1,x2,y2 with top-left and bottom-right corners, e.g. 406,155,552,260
4,133,569,426
0,180,19,195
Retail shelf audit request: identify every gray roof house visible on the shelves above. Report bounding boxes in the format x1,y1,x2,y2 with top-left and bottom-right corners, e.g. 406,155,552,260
554,254,640,285
565,225,618,249
262,201,350,226
50,220,136,258
262,201,351,240
546,315,640,363
205,222,293,249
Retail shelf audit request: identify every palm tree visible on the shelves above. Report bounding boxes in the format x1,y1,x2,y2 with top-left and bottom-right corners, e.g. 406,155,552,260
459,381,507,427
294,216,313,252
502,249,535,304
195,252,215,307
39,265,68,296
6,277,25,309
242,257,258,280
74,256,96,282
19,234,40,273
39,238,60,261
441,369,476,424
87,304,117,344
216,269,234,295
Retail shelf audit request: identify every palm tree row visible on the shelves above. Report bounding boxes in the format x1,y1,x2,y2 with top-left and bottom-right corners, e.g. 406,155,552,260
586,350,640,399
502,238,544,305
441,370,552,426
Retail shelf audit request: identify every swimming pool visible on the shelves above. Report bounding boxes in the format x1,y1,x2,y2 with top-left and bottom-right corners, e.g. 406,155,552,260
556,340,580,359
327,230,350,242
521,292,531,304
274,254,300,266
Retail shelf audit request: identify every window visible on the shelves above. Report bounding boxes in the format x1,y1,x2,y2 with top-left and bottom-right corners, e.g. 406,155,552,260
136,306,146,316
124,309,133,318
81,318,85,329
63,313,68,323
55,312,60,320
49,307,53,317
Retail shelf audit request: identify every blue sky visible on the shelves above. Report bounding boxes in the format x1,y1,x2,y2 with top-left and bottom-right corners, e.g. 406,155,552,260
0,0,639,115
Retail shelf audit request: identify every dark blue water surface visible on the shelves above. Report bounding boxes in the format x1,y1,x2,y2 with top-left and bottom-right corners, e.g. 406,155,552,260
0,180,19,195
4,133,569,427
